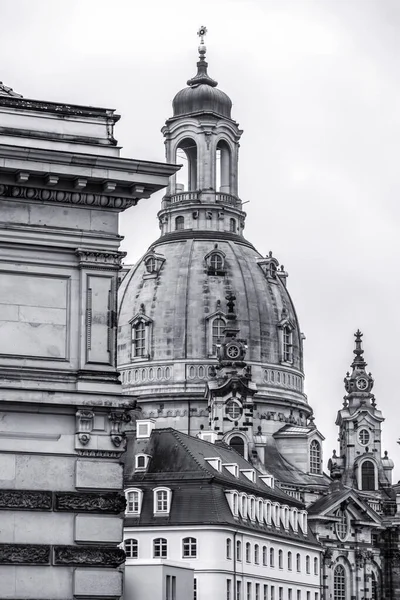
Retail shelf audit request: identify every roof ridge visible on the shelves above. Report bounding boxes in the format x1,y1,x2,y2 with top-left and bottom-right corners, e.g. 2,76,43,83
170,429,211,475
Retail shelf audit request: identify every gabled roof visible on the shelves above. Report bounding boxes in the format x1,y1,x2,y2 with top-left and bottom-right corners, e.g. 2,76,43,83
307,485,382,527
0,81,22,98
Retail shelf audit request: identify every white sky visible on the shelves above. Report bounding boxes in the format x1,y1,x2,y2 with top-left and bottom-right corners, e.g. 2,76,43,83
1,0,399,479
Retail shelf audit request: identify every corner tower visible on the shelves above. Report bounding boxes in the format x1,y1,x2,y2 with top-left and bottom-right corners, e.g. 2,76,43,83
159,26,244,239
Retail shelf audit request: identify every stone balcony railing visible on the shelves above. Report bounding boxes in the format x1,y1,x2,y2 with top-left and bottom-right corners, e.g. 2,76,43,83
169,190,240,206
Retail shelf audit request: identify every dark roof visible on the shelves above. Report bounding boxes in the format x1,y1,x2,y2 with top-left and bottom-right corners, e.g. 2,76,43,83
123,428,321,547
125,428,302,506
262,444,331,489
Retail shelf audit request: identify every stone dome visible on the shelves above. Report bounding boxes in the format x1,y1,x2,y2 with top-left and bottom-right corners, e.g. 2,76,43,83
118,233,308,431
173,84,232,119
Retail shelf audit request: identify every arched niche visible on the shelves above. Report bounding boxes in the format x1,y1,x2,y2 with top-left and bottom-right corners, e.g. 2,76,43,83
175,137,198,192
216,139,231,194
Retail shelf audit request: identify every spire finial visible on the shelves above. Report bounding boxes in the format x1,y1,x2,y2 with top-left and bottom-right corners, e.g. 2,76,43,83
352,329,367,368
187,26,218,88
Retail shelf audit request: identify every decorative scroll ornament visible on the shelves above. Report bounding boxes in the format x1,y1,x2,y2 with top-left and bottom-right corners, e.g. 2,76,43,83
53,545,125,567
0,490,52,511
108,409,131,447
55,491,126,513
76,409,94,446
0,544,50,564
0,183,139,210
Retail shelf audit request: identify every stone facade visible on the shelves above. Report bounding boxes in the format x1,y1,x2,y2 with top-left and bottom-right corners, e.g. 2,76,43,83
0,83,177,598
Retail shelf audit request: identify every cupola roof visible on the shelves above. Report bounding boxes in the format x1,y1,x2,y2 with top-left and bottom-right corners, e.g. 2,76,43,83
172,26,232,119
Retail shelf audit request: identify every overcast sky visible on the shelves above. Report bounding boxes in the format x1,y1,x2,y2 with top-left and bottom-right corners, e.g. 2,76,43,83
1,0,399,479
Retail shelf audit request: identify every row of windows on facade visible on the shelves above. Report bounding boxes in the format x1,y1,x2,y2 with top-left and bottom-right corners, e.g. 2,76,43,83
126,487,171,515
225,490,308,534
129,317,294,362
226,581,319,600
124,536,318,575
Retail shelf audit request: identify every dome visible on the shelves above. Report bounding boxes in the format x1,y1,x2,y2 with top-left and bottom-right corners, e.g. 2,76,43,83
118,234,307,431
173,84,232,119
171,42,232,119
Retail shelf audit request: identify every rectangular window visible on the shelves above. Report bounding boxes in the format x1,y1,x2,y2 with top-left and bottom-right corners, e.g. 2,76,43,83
256,583,260,600
227,579,232,600
166,575,171,600
289,590,292,600
297,592,301,600
315,594,318,600
306,593,310,600
263,585,268,600
279,587,283,600
194,578,197,600
134,321,146,357
127,491,139,513
247,582,252,600
283,327,293,362
237,581,242,600
171,576,176,600
271,586,275,600
157,490,168,512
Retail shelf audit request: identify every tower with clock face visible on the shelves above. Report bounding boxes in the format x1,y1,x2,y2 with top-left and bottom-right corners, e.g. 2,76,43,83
328,330,393,497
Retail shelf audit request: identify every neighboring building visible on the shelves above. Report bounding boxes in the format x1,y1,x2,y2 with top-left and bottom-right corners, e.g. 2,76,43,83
118,29,400,600
0,81,177,598
123,423,322,600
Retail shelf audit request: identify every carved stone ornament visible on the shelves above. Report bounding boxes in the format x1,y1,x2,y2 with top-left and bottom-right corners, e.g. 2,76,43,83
76,409,94,446
0,183,139,210
323,548,334,568
108,409,131,447
0,544,50,564
53,545,125,567
75,248,127,270
55,491,126,513
0,490,52,511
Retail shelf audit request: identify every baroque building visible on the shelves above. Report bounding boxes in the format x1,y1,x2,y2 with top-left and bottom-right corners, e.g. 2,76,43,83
118,29,399,600
0,80,176,598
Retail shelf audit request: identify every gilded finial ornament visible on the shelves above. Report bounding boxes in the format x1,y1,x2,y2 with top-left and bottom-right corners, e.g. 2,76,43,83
197,26,208,44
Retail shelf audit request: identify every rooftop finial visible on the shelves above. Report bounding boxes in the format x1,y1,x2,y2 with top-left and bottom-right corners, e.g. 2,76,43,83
352,329,367,368
187,26,217,88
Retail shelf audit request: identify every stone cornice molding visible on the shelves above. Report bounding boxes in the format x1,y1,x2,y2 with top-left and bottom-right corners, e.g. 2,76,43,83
75,247,126,270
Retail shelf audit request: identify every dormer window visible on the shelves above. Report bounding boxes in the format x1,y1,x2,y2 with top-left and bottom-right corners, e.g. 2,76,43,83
283,327,293,362
310,440,321,474
212,317,226,354
240,469,256,483
130,310,152,360
145,257,156,273
135,454,151,471
125,488,143,515
143,250,165,278
136,419,155,439
229,218,236,233
223,463,239,478
205,457,222,472
225,490,239,517
153,487,172,515
205,247,226,276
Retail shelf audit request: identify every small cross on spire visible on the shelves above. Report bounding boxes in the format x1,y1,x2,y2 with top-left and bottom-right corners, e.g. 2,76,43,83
197,25,208,45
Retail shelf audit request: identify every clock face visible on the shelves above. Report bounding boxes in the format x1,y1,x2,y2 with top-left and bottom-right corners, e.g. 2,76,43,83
226,344,240,359
356,377,368,391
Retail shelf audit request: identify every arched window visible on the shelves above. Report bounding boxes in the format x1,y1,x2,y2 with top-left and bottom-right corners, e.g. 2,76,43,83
153,487,172,514
176,137,198,192
236,540,242,561
361,460,375,491
175,216,184,230
134,321,146,357
254,544,259,564
182,537,197,558
310,440,321,474
262,546,267,566
278,549,283,569
333,564,346,600
306,555,310,574
335,509,349,541
246,542,251,563
126,488,142,515
270,548,275,567
296,553,301,572
288,551,292,571
209,253,224,272
153,537,167,558
125,538,138,558
216,140,231,193
230,218,236,232
229,435,245,457
226,538,232,559
212,317,225,354
314,557,318,575
145,256,157,273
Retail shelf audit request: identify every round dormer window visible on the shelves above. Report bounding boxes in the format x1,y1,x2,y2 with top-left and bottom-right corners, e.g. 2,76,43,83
225,399,242,421
359,429,370,446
